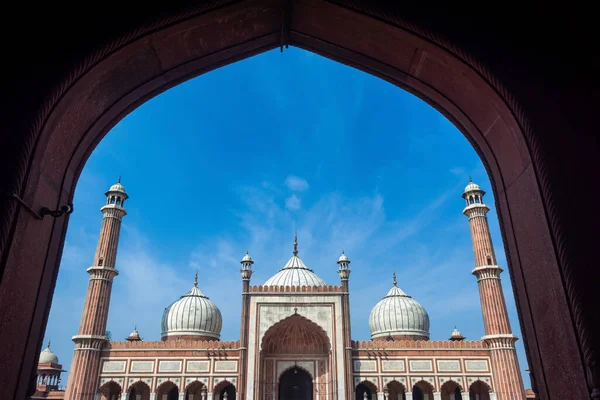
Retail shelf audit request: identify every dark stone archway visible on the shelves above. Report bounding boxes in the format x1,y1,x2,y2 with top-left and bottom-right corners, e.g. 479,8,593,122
279,367,313,400
0,2,597,399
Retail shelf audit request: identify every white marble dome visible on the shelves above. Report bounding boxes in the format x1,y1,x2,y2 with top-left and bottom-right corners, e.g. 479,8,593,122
464,180,482,193
161,281,222,340
369,283,430,340
108,179,126,194
39,343,58,364
264,254,327,287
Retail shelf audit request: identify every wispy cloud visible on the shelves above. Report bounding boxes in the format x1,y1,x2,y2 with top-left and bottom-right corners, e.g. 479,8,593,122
285,194,302,211
285,176,309,192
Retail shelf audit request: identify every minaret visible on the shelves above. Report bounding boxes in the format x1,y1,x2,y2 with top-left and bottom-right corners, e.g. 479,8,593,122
337,250,353,399
462,178,525,399
65,179,128,400
239,250,254,400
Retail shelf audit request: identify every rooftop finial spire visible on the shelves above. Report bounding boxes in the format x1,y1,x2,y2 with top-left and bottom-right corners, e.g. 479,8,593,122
469,174,472,183
118,176,121,184
47,339,51,349
393,271,397,286
194,270,198,287
293,231,298,256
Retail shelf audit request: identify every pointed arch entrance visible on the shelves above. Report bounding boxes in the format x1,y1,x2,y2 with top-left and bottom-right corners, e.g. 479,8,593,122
259,314,330,399
279,367,313,400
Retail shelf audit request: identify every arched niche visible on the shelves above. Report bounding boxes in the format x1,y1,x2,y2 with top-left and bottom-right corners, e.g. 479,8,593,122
156,381,179,400
386,380,406,400
127,381,151,400
468,380,491,400
261,314,330,355
213,380,236,400
356,380,378,400
98,381,122,400
440,380,463,400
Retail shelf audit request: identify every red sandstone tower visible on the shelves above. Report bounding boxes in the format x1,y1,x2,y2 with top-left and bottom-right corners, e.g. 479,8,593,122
238,249,254,400
462,178,525,400
65,180,128,400
337,249,353,399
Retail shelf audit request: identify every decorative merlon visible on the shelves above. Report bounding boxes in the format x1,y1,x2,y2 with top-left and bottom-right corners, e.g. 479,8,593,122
351,339,486,349
248,285,343,293
107,339,241,350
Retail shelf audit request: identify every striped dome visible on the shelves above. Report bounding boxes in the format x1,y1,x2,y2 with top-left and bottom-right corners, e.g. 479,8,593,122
369,284,430,340
161,283,222,340
264,255,326,287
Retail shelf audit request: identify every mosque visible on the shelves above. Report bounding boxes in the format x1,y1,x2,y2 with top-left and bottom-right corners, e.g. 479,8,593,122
32,179,535,400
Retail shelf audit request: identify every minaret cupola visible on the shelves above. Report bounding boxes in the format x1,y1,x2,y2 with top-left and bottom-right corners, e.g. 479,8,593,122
103,177,128,209
337,250,351,281
240,250,254,281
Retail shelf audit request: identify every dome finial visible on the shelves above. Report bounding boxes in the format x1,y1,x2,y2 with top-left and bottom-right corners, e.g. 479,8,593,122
393,271,397,287
293,231,298,256
194,270,198,287
118,176,121,184
469,174,472,183
47,339,51,349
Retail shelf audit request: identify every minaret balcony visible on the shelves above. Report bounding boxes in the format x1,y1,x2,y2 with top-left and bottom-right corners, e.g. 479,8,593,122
471,265,503,280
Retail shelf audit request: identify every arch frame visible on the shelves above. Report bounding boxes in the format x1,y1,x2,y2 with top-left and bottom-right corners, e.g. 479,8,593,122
440,379,464,393
357,379,379,393
0,1,593,399
98,380,123,400
261,313,331,356
213,379,236,394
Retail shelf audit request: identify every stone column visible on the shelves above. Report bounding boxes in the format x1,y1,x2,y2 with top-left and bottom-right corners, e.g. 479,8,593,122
433,393,442,400
405,393,413,400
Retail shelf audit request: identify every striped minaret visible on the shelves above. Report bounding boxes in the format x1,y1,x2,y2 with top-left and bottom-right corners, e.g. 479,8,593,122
239,250,254,400
65,179,128,400
462,178,525,400
337,250,353,399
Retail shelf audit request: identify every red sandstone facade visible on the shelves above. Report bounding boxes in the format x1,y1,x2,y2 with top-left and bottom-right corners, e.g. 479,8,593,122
42,179,531,400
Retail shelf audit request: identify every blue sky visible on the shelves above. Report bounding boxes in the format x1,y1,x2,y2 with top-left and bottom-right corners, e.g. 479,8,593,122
43,47,530,388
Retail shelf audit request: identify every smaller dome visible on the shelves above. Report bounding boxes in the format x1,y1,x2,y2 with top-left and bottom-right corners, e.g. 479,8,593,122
449,325,465,341
126,326,141,341
464,177,482,193
241,251,253,262
39,341,58,364
109,182,126,193
338,250,349,263
107,178,127,194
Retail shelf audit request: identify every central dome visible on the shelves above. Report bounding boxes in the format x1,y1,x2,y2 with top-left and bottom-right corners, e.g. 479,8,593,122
264,235,326,287
369,274,430,340
161,274,222,341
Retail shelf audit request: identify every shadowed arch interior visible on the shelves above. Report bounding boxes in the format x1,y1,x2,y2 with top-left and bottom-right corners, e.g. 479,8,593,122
127,381,150,400
261,314,330,355
356,380,377,400
440,380,463,400
98,381,121,400
157,381,179,400
279,367,313,400
469,380,491,400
